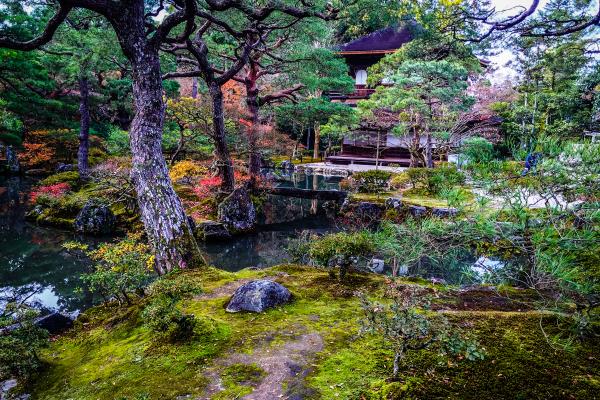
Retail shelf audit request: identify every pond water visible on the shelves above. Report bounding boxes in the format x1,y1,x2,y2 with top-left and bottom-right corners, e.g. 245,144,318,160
0,176,336,314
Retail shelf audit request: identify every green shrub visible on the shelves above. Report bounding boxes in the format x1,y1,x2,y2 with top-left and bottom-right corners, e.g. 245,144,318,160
352,170,392,193
141,295,197,342
40,171,80,187
0,303,49,382
461,137,495,164
77,234,153,305
307,231,376,280
390,172,410,189
405,165,465,195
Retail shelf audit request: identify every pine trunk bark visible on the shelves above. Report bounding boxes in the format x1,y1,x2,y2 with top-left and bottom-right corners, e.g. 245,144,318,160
426,133,434,168
77,75,90,179
112,3,203,274
208,82,235,192
244,64,262,178
313,123,321,160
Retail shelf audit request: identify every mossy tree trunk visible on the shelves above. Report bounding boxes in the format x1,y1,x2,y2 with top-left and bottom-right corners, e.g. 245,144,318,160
77,74,90,179
113,3,202,275
208,82,235,192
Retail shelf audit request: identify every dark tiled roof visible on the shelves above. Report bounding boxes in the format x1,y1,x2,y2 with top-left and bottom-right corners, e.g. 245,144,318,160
338,25,413,53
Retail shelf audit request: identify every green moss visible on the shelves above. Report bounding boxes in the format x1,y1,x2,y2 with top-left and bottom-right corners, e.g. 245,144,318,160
222,363,265,387
39,171,81,187
25,265,600,400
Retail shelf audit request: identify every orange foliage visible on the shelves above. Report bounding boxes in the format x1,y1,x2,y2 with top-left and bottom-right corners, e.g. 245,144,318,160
19,142,55,168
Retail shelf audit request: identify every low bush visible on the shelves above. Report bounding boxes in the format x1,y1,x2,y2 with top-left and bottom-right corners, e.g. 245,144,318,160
307,231,376,280
0,303,49,382
30,182,71,204
389,172,410,189
406,165,465,195
461,137,495,164
169,160,208,184
141,295,197,342
352,170,392,193
77,234,153,305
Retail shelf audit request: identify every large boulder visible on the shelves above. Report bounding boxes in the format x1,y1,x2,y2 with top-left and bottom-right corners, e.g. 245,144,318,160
226,280,292,313
74,199,116,235
217,187,257,233
195,220,231,241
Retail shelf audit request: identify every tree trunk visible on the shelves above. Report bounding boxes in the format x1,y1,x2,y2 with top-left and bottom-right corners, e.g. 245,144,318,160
393,352,402,378
208,82,235,192
78,74,90,179
426,132,434,168
114,4,202,274
245,64,262,178
313,122,321,160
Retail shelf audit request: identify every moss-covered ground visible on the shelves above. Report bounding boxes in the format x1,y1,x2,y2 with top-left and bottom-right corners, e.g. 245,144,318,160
27,265,599,400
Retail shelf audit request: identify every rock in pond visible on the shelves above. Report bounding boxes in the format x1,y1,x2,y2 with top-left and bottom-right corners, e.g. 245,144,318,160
432,207,458,218
217,187,257,233
408,204,427,217
35,312,74,334
226,280,292,313
195,220,231,241
74,199,116,235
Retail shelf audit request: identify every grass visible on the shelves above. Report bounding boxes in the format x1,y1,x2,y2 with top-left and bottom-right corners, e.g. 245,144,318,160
25,265,600,400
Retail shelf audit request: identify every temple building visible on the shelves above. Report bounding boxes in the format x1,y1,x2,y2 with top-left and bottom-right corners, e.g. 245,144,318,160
325,25,500,167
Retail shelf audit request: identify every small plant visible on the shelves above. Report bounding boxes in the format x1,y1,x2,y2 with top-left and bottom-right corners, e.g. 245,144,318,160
352,170,392,193
0,302,49,382
169,160,207,184
360,283,484,379
307,231,375,280
389,172,410,190
405,165,465,195
76,234,153,305
141,295,197,342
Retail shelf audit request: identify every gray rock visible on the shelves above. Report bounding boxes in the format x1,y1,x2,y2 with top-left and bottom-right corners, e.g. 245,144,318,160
195,220,231,241
55,163,75,173
74,199,116,235
24,168,47,176
367,258,385,273
279,160,295,170
431,207,458,218
217,187,257,233
385,197,403,211
25,205,44,220
408,205,427,217
226,280,292,313
1,379,17,400
35,312,74,334
354,202,384,221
